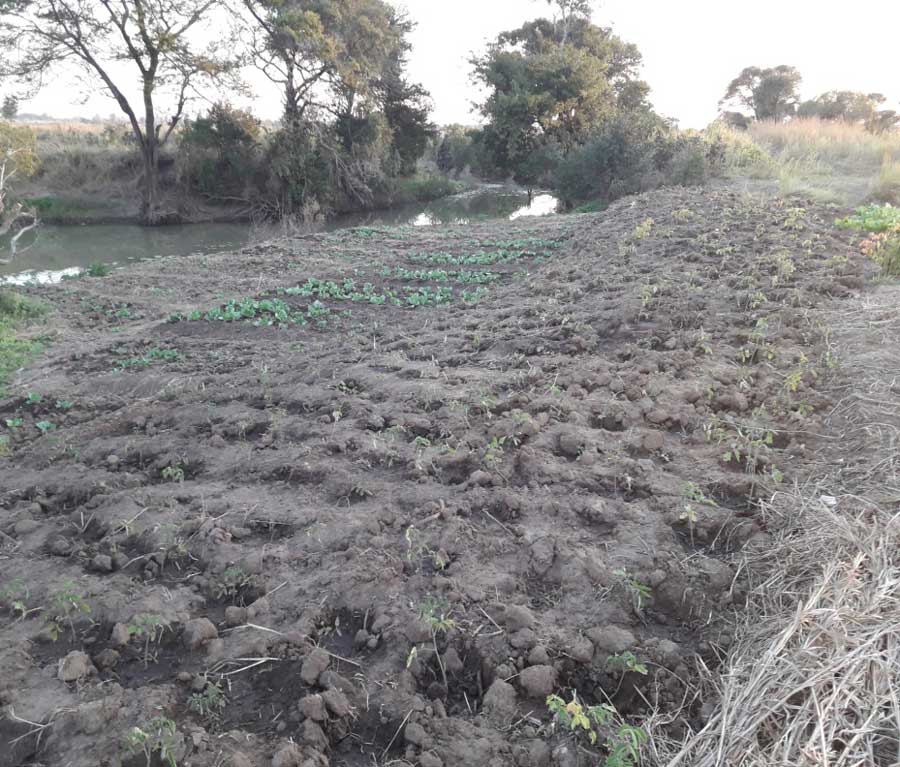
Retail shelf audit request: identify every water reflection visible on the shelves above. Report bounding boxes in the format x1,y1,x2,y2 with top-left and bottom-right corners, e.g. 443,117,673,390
1,186,558,285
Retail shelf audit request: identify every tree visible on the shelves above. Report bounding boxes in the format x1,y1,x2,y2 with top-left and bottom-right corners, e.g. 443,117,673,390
243,0,407,125
471,11,650,185
0,0,238,224
721,66,802,121
0,121,39,262
1,96,17,120
436,135,454,174
545,0,592,44
798,91,899,133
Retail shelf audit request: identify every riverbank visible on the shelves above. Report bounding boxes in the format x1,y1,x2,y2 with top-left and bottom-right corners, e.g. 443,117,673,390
2,186,560,284
2,184,891,767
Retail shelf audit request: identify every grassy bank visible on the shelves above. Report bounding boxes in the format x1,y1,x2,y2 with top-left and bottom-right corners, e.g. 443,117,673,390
0,290,45,400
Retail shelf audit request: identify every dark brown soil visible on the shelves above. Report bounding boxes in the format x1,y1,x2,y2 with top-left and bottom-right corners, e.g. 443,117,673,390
0,188,868,767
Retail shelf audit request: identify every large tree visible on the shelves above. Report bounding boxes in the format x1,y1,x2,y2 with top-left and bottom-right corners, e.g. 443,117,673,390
471,9,650,185
721,65,802,122
243,0,407,125
0,0,238,224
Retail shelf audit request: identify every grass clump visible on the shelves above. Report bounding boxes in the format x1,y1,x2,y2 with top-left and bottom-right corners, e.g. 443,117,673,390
0,290,46,396
393,174,462,204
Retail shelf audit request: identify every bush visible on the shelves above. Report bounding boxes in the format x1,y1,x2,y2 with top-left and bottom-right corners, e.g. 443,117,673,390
553,112,675,205
178,104,263,200
394,175,462,204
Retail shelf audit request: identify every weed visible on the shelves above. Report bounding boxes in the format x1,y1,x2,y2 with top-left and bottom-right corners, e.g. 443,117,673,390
631,218,654,240
613,569,652,612
462,287,490,304
123,717,179,767
417,595,455,690
127,613,169,667
116,347,182,371
44,582,91,641
860,231,900,277
212,566,254,602
188,678,226,719
80,262,112,278
608,651,648,676
546,692,648,766
161,464,185,483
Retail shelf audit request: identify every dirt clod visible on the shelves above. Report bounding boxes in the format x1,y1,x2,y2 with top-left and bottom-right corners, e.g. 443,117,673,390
519,665,557,698
57,650,95,682
300,648,331,685
182,617,218,649
482,679,518,726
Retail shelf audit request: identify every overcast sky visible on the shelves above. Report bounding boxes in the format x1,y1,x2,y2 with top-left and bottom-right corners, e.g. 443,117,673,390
20,0,900,128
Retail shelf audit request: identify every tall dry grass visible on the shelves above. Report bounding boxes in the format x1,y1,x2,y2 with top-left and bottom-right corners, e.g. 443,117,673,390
645,286,900,767
746,118,900,204
750,117,900,171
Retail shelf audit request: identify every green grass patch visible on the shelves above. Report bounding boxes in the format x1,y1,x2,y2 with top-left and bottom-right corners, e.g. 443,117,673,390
572,199,608,214
393,175,462,204
24,195,126,222
0,291,47,396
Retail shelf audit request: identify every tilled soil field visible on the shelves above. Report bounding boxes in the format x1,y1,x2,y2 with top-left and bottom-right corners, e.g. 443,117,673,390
0,188,869,767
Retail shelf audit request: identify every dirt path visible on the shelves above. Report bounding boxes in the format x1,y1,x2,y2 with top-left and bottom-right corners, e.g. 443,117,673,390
0,188,869,767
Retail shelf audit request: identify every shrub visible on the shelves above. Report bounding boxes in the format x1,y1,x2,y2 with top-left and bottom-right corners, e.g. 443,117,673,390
178,104,263,200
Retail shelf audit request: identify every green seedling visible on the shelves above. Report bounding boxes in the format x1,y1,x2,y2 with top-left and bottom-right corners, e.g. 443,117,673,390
188,677,226,719
25,392,42,406
55,399,74,410
417,595,455,690
35,420,56,434
5,417,23,429
607,651,648,676
613,569,652,613
44,582,91,641
116,347,182,370
546,693,647,767
123,717,179,767
127,613,169,667
161,464,185,483
212,566,255,602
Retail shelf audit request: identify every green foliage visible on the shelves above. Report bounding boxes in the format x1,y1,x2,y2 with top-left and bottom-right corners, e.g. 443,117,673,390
178,103,262,199
81,262,111,278
393,175,461,204
471,11,651,185
546,692,648,766
127,614,169,666
188,678,226,719
0,291,44,397
798,91,898,133
161,464,185,483
44,581,91,641
115,347,182,370
836,204,900,232
123,717,179,767
721,65,803,121
2,95,18,120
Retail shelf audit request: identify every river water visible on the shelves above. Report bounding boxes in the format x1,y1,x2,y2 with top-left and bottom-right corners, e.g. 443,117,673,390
1,187,559,285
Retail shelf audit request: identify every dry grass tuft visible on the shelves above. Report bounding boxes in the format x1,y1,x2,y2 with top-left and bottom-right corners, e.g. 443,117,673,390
646,286,900,767
750,118,900,172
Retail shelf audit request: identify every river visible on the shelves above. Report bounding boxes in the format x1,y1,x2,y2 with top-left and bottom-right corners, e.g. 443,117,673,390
1,187,559,286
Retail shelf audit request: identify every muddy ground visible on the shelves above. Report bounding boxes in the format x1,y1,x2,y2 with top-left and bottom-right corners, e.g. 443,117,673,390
0,188,869,767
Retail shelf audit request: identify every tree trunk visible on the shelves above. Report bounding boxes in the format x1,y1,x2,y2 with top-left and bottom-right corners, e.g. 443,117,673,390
141,81,162,226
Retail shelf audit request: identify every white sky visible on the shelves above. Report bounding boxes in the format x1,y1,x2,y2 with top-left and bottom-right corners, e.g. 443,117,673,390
19,0,900,128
